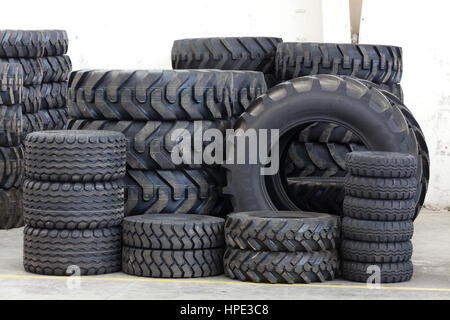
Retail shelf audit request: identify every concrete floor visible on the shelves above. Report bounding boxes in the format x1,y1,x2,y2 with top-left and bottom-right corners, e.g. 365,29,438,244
0,210,449,300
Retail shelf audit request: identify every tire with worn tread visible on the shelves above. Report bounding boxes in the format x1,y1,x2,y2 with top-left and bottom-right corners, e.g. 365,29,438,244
341,240,412,263
342,217,414,242
0,188,23,229
40,81,67,109
40,30,68,56
341,260,413,283
0,104,22,146
0,58,42,85
0,30,44,58
343,196,415,221
40,55,72,83
0,145,24,189
344,175,416,200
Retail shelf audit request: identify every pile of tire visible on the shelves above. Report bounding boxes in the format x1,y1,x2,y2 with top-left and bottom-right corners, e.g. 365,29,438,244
223,211,340,283
66,69,267,217
341,151,415,283
122,214,225,278
23,130,126,275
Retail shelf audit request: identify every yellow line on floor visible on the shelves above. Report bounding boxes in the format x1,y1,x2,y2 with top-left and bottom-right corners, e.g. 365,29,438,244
1,274,450,293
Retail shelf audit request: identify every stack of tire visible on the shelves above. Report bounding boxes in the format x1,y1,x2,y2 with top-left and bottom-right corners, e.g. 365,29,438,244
0,62,24,229
223,211,340,284
122,214,225,278
66,69,267,217
341,151,416,283
23,130,126,276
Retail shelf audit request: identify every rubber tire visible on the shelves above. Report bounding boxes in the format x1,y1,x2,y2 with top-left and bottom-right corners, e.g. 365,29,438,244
376,83,403,102
22,112,43,141
40,81,67,109
122,246,224,278
224,248,339,284
0,145,24,189
0,30,44,58
225,211,339,252
0,58,43,86
342,217,414,242
23,226,122,276
25,130,126,182
22,85,41,113
67,119,231,170
341,240,412,263
38,108,69,131
275,42,402,84
0,62,23,105
341,260,413,283
0,188,23,229
123,214,224,250
67,69,267,121
40,30,68,56
343,196,415,221
0,105,22,146
124,169,228,217
23,179,124,230
344,175,417,200
39,55,72,83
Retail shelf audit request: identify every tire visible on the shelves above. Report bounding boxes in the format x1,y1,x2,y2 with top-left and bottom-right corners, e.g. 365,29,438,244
172,37,282,75
67,119,231,170
23,226,122,276
124,169,228,217
40,30,68,56
22,112,43,141
0,188,23,229
0,58,43,86
122,246,224,278
40,55,72,83
341,260,413,283
0,145,24,189
343,196,415,221
0,62,23,106
122,214,224,250
342,217,414,242
23,179,124,230
38,107,69,131
22,85,41,113
67,69,267,121
341,240,412,263
345,151,417,178
344,175,416,200
224,248,339,284
25,130,126,182
40,81,67,109
376,83,403,102
275,42,402,84
223,75,417,213
0,30,44,58
0,104,22,146
295,122,363,144
225,211,339,252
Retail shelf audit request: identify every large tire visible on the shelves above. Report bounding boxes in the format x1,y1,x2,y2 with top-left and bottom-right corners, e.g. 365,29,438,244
0,58,43,86
341,260,413,283
341,240,412,263
275,43,402,84
38,107,69,131
39,55,72,83
22,85,41,113
40,81,67,109
342,217,414,242
223,75,417,213
22,112,43,141
122,214,224,250
122,246,224,278
0,30,44,58
40,30,69,56
224,248,339,284
0,145,24,189
23,226,122,276
0,62,23,106
23,179,124,230
124,169,228,217
0,105,22,146
67,119,231,170
24,130,126,182
343,196,415,221
225,211,339,252
67,69,267,121
0,188,23,229
344,175,417,200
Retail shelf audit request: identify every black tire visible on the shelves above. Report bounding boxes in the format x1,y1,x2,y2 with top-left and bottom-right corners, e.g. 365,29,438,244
224,248,339,284
0,188,23,229
341,260,413,283
344,175,416,200
342,217,414,242
40,55,72,83
67,69,267,121
25,130,126,182
295,122,363,144
67,119,231,170
0,145,24,189
0,30,44,58
125,169,228,217
22,112,43,141
40,30,68,56
341,240,412,263
23,179,124,230
22,85,41,113
23,226,122,276
40,81,67,109
275,42,402,84
0,58,43,86
123,214,224,250
223,75,417,213
0,104,22,146
343,196,415,221
122,246,224,278
172,37,282,75
376,83,403,102
38,107,69,131
225,211,339,252
0,62,23,105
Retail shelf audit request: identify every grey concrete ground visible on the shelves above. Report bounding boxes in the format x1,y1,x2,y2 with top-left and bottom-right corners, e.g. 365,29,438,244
0,209,449,300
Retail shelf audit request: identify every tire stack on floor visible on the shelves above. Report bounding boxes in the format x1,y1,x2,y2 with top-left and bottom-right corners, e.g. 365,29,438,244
23,130,126,275
223,211,340,283
0,62,24,229
122,214,225,278
341,151,416,283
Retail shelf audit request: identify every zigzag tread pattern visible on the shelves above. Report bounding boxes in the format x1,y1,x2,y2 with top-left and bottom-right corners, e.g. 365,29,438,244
0,104,23,146
0,57,43,85
0,188,23,229
343,196,415,221
344,175,417,200
40,81,67,109
40,30,68,56
39,55,72,83
0,63,23,105
38,107,69,131
342,217,414,242
0,145,24,189
22,85,41,113
0,30,44,58
341,240,413,263
341,260,413,283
